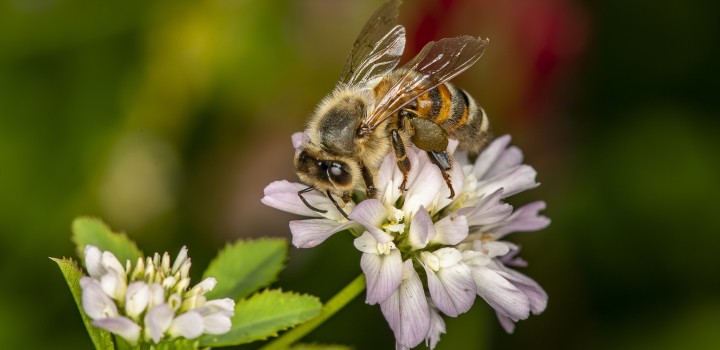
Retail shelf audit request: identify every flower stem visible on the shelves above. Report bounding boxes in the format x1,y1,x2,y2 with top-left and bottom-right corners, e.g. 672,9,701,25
260,274,366,350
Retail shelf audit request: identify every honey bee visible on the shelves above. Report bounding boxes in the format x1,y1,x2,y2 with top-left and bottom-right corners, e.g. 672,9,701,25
295,0,491,217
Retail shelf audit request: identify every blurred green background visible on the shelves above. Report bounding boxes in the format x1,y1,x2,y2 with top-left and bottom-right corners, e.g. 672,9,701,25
1,0,719,349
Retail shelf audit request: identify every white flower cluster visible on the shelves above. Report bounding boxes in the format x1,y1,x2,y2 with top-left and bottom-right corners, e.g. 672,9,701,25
80,245,234,345
263,134,549,349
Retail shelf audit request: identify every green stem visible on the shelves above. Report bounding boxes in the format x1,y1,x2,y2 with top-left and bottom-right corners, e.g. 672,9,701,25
261,274,366,350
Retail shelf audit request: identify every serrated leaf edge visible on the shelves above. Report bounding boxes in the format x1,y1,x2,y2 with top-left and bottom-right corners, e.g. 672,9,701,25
71,216,143,264
199,288,321,346
248,288,323,340
52,257,115,350
202,238,289,299
239,289,321,342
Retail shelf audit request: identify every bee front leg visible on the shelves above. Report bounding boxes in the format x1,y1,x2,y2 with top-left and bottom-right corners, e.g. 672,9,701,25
390,129,411,192
359,163,377,198
426,150,455,199
326,190,350,220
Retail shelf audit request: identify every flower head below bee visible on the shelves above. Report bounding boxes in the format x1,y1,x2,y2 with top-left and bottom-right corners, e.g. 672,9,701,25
79,245,235,345
262,133,549,349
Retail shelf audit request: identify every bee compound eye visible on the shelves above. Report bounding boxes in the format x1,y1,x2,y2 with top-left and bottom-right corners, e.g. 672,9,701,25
328,162,351,186
330,165,342,177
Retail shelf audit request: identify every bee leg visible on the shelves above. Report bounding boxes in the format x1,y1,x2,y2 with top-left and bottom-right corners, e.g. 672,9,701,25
426,150,456,199
298,187,328,214
359,163,377,198
407,118,454,198
391,129,411,192
326,190,350,220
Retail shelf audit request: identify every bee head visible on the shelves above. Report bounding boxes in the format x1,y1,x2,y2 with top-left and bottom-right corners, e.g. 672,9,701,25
295,148,355,194
309,89,372,157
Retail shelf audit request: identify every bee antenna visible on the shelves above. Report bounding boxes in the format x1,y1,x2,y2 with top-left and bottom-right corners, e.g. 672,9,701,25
326,190,350,220
298,187,328,214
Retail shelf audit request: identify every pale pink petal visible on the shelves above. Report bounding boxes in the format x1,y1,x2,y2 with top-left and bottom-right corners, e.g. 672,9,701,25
193,277,218,295
402,153,444,218
422,249,475,317
125,281,150,318
498,243,528,268
476,165,539,198
472,135,512,179
93,316,141,344
475,241,512,259
202,313,232,335
491,262,548,315
348,199,394,243
361,250,403,304
485,145,524,179
100,269,126,301
144,303,174,343
262,180,341,219
169,311,204,339
447,139,459,154
375,151,409,206
380,260,430,349
408,206,435,249
472,267,530,322
101,251,126,276
492,201,550,237
291,132,305,150
434,158,465,210
289,219,354,248
80,277,118,319
496,312,516,333
437,263,476,317
461,241,510,267
203,298,235,316
460,249,491,269
490,260,548,334
148,283,165,308
426,302,446,349
432,213,468,246
84,245,104,278
171,246,189,274
353,231,379,254
456,189,512,226
433,248,464,268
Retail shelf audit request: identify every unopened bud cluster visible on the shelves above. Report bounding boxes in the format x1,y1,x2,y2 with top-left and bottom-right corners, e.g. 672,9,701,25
80,245,234,345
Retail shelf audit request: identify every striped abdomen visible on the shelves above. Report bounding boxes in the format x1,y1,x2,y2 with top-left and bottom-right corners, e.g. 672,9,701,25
408,82,491,154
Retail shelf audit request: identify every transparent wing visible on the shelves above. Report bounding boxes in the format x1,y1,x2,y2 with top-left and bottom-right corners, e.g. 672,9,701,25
339,0,406,86
361,36,490,131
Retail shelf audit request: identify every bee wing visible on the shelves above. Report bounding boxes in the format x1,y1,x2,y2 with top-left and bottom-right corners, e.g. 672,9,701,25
361,36,489,131
340,0,406,86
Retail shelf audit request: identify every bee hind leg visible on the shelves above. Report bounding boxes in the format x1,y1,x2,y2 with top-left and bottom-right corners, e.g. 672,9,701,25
390,129,411,192
426,150,455,199
408,118,455,198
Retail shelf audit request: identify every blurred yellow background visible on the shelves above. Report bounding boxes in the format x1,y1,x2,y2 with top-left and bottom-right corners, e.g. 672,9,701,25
1,0,719,349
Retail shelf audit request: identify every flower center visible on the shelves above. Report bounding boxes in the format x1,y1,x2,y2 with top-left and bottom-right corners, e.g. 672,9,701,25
377,241,396,255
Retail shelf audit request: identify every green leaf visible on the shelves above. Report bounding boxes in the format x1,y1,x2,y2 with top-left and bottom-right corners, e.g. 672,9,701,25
131,339,198,350
72,217,143,266
52,257,115,350
202,238,287,300
199,289,322,347
291,344,353,350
